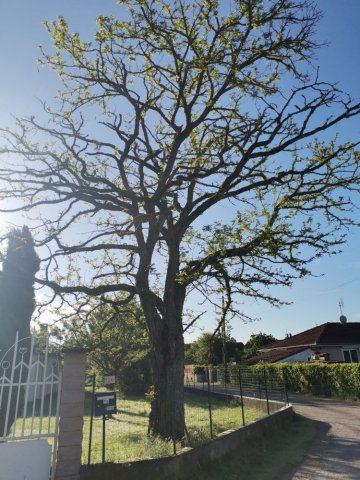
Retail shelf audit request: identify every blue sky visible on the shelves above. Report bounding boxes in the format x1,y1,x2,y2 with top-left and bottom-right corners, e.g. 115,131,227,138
0,1,359,343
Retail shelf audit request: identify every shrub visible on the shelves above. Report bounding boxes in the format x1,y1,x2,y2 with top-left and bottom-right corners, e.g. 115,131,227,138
213,362,360,399
257,363,360,400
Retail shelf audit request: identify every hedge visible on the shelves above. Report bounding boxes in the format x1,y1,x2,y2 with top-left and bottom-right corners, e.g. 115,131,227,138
207,363,360,400
261,363,360,399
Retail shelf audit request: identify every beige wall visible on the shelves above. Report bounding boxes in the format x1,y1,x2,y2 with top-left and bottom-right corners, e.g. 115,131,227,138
316,345,360,362
55,350,87,480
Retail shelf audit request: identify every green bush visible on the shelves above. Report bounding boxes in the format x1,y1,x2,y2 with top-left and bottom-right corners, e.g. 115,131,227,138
213,363,360,399
256,363,360,400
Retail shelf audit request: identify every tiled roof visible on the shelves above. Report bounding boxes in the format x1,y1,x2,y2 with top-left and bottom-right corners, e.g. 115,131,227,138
245,346,309,365
319,322,360,344
260,322,360,351
245,322,360,364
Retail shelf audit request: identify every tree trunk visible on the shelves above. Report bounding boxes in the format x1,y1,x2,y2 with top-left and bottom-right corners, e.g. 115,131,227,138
148,316,185,439
137,238,186,439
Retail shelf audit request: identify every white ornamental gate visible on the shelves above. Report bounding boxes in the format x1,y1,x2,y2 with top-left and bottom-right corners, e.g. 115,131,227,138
0,333,62,480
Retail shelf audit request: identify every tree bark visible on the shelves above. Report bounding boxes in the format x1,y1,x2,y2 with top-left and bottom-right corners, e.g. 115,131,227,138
139,250,186,439
148,318,185,439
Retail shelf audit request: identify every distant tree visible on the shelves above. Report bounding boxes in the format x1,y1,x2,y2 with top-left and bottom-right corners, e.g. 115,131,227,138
0,226,40,357
1,0,360,438
243,332,277,359
227,339,244,364
63,300,151,394
0,226,40,437
185,332,243,365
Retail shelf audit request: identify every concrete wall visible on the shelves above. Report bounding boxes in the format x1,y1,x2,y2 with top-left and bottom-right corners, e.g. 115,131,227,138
185,387,285,414
239,393,285,414
0,440,51,480
80,405,294,480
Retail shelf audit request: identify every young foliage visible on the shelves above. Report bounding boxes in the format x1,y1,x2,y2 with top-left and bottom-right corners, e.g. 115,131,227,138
64,301,151,394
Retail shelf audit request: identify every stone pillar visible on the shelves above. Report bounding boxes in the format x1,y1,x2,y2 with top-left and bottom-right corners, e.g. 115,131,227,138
55,348,87,480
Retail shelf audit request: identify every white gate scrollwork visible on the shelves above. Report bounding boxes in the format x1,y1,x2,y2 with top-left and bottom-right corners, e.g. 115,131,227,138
0,332,62,480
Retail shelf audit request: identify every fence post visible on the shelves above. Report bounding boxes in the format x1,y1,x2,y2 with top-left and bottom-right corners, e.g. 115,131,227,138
55,348,87,480
238,366,245,426
282,370,289,405
87,374,96,465
206,367,213,439
102,414,106,462
257,371,262,399
263,367,270,415
224,365,228,396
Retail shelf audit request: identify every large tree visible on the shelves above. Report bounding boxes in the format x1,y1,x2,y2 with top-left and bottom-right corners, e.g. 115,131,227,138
185,332,243,365
243,332,277,359
0,0,360,438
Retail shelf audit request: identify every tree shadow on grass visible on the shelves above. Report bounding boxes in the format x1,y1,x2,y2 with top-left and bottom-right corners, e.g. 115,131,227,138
184,391,236,409
111,409,148,419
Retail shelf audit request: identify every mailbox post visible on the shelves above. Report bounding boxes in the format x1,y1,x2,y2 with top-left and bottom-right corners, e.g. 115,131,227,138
94,391,117,463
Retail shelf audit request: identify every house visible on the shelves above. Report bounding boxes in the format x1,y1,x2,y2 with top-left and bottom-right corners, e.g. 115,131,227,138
246,321,360,364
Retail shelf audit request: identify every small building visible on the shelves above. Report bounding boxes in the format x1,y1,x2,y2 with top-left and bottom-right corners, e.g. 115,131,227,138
184,364,207,383
246,322,360,365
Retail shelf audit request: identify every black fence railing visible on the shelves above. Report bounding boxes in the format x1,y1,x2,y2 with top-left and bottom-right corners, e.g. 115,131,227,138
185,365,288,410
84,366,288,464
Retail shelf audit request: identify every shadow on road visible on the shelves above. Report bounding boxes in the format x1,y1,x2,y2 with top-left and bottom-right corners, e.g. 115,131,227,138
280,416,331,480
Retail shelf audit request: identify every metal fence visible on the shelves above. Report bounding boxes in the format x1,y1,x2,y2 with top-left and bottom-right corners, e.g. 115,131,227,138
0,333,62,480
84,365,288,464
185,365,288,406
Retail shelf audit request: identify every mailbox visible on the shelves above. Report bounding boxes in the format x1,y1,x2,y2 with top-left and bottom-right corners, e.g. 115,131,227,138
94,391,117,416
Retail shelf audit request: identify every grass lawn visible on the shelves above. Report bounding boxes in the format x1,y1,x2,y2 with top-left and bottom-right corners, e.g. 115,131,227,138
82,390,264,464
186,414,316,480
13,391,313,479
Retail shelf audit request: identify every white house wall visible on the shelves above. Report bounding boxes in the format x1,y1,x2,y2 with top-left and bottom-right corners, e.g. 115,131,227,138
274,345,360,363
275,348,313,363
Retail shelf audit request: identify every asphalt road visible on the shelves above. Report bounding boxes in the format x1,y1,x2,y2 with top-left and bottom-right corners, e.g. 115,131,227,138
281,396,360,480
